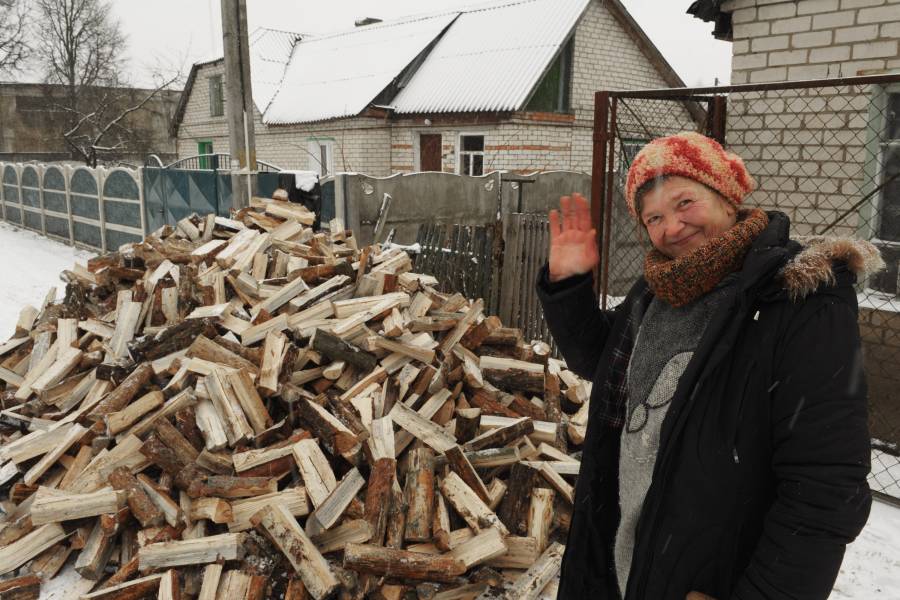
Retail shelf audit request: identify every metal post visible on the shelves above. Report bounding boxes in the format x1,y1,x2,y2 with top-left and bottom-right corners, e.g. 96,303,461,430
221,0,257,210
710,95,727,145
600,98,618,311
591,91,609,298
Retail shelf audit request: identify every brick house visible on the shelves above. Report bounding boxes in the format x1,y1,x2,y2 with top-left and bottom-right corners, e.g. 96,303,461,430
172,0,690,177
690,0,900,450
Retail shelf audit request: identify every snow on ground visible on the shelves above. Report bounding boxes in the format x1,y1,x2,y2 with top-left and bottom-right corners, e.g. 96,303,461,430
0,222,95,339
0,224,897,598
830,498,900,599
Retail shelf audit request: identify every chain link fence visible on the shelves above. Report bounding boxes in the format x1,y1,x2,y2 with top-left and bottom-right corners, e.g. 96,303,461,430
593,74,900,501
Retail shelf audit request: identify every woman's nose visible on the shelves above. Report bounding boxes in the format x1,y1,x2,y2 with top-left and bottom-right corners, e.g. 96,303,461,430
664,217,686,240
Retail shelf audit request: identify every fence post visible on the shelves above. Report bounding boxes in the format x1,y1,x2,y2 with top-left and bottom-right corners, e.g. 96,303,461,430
0,162,5,223
97,166,108,253
37,164,47,236
599,97,618,311
137,167,148,237
709,95,728,145
592,91,610,298
498,213,521,327
64,165,75,246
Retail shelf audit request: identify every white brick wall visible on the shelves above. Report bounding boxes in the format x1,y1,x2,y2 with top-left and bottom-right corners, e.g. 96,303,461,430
730,0,899,82
175,1,685,177
723,0,900,236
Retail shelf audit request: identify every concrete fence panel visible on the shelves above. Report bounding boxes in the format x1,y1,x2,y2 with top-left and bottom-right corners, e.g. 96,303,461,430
0,162,145,253
499,170,592,216
2,165,20,225
340,171,502,246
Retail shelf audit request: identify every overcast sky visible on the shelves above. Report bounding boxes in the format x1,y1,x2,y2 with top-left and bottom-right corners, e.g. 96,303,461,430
27,0,733,88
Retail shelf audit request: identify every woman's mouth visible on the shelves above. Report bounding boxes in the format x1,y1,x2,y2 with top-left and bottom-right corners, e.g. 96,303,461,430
672,231,698,246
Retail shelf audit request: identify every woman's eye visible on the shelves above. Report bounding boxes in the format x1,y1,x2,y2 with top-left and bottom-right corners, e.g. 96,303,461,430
645,216,659,226
678,199,693,208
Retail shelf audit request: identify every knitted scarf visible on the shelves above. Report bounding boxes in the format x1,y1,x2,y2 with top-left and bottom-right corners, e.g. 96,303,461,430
644,208,769,307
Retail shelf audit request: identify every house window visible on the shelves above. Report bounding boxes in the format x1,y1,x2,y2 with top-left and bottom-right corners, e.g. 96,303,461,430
616,138,648,188
525,38,573,113
209,75,224,117
865,87,900,296
459,135,485,176
197,141,214,170
308,139,334,177
877,93,900,243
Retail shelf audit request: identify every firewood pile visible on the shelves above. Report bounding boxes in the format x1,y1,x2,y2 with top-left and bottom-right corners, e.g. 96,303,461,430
0,196,591,599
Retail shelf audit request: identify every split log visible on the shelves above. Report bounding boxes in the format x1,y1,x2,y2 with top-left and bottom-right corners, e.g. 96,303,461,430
31,487,126,525
108,467,165,528
488,542,564,600
527,488,555,552
0,575,40,599
75,520,115,580
139,533,245,569
364,457,396,546
187,476,276,499
479,356,544,395
251,504,339,600
0,523,67,576
306,467,365,536
439,472,508,536
343,544,466,583
403,448,434,543
90,363,154,416
312,328,377,371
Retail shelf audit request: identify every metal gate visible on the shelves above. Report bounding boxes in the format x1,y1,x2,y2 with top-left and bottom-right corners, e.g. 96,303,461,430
142,154,282,230
592,73,900,501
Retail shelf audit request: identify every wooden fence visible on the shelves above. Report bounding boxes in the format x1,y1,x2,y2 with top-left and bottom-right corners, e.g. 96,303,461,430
414,214,557,354
413,222,502,316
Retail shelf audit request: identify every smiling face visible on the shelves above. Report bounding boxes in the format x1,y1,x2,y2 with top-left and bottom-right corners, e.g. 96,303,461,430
638,176,738,259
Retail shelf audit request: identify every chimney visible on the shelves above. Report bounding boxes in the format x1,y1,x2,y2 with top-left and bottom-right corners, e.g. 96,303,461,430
354,17,383,27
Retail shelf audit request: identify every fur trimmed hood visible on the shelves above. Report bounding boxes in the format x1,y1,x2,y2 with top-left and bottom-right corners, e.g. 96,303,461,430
779,236,885,300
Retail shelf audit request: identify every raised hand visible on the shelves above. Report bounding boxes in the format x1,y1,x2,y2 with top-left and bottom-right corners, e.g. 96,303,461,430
548,193,599,282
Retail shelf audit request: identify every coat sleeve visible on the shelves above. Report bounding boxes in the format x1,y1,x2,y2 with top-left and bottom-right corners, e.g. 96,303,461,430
731,298,872,600
535,263,617,380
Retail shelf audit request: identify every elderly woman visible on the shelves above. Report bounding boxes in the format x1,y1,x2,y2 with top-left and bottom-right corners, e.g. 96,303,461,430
537,132,883,600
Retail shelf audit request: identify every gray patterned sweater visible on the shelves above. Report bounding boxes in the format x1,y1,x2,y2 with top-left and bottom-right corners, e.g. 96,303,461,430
614,283,732,595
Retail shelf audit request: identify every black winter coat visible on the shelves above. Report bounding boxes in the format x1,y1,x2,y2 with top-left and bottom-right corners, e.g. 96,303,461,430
536,212,874,600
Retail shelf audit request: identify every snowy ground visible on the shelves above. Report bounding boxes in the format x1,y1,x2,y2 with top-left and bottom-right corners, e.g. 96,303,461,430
0,223,897,598
0,222,95,340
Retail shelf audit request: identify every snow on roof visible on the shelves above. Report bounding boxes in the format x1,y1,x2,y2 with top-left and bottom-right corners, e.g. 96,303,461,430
248,28,303,113
263,13,458,125
391,0,590,114
191,0,591,125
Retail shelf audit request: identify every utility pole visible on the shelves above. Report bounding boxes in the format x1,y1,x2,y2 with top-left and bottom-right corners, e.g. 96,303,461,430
221,0,257,209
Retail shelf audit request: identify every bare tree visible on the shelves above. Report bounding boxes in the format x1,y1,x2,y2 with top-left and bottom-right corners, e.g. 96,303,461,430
32,0,183,166
34,0,126,91
0,0,30,76
60,73,180,167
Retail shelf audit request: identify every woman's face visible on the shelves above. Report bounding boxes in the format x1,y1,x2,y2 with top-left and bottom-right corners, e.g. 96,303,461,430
639,176,738,259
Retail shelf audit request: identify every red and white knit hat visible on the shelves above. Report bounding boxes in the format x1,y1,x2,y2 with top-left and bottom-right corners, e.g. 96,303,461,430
624,132,757,218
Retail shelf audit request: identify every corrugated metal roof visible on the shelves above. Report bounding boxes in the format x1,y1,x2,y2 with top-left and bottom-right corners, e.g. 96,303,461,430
248,28,302,113
391,0,590,114
262,14,458,125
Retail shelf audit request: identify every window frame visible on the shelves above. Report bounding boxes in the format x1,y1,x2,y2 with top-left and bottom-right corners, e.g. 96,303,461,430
208,74,224,118
457,133,487,177
307,138,335,177
860,82,900,296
